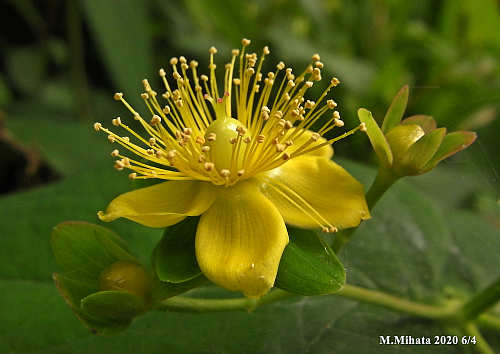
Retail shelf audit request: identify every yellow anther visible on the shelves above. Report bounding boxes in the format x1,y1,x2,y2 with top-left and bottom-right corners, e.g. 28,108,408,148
359,123,367,132
311,133,320,142
128,173,137,179
114,93,123,100
114,160,124,170
312,53,320,61
220,169,230,178
149,137,156,146
334,118,344,127
159,68,166,77
204,162,215,172
108,135,116,143
150,115,161,125
170,57,178,65
94,122,102,131
196,136,206,144
112,117,122,126
331,78,340,86
209,46,217,54
207,133,217,141
242,38,251,46
198,155,206,163
166,150,177,160
111,149,119,157
237,170,245,177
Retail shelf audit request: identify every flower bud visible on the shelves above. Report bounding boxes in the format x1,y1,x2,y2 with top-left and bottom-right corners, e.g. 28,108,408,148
99,260,152,302
358,86,476,179
385,124,425,163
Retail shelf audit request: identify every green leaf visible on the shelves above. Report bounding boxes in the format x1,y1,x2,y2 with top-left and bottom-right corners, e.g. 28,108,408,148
154,216,202,283
51,221,136,284
357,108,393,169
79,0,153,109
381,85,409,134
80,291,148,336
275,227,345,296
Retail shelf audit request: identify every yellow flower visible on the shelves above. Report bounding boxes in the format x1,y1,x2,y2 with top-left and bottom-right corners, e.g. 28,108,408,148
95,39,369,298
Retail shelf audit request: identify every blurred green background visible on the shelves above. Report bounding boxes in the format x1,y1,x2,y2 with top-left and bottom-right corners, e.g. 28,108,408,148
1,0,500,353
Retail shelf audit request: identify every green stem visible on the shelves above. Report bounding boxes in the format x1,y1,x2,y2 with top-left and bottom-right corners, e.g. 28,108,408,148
331,168,399,253
459,275,500,322
157,284,455,320
364,167,400,210
156,289,295,313
336,284,454,320
462,322,496,354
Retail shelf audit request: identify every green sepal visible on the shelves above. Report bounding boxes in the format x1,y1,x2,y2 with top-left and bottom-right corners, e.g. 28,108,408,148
80,291,149,336
53,274,142,336
400,115,437,133
358,108,393,169
151,274,209,309
381,85,409,134
52,222,151,336
151,236,208,308
154,216,202,283
51,221,137,285
274,227,345,296
393,127,446,176
418,130,477,175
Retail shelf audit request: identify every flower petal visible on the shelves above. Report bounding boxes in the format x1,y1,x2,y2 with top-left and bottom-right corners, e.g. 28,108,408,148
257,156,370,230
98,180,217,228
286,128,334,159
195,180,289,298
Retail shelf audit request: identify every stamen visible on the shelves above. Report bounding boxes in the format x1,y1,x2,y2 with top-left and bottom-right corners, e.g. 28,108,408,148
97,39,362,191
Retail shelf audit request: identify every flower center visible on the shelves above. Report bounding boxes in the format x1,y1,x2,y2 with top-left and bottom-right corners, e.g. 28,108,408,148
204,117,248,173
